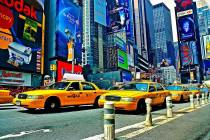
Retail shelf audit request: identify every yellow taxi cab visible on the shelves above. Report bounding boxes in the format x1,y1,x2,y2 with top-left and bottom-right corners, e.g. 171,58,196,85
98,82,170,112
165,85,191,102
13,81,106,111
0,90,13,104
187,86,201,97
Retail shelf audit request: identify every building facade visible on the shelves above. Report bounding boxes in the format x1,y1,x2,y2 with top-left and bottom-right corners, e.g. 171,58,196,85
153,3,174,67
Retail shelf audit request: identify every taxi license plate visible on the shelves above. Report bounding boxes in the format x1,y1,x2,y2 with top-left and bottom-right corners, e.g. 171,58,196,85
16,101,21,106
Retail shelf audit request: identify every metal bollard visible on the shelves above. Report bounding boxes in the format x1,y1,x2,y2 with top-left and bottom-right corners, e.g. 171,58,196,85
190,94,195,109
205,94,208,104
196,94,200,107
145,98,152,127
209,93,210,103
104,102,115,140
201,93,205,105
166,96,173,118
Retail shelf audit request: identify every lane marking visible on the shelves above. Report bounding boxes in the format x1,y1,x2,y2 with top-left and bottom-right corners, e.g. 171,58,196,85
0,129,52,140
83,103,210,140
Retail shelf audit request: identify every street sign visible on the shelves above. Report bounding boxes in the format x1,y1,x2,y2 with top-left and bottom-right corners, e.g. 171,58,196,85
50,64,56,71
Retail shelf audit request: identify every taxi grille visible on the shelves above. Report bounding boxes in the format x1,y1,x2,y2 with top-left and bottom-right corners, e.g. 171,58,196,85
105,96,121,101
18,94,28,99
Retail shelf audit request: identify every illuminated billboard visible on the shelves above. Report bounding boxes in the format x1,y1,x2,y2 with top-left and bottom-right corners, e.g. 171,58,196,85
56,0,82,63
94,0,107,26
179,41,198,66
175,0,193,12
0,2,44,73
57,61,82,81
118,50,128,70
107,0,131,37
177,14,195,41
203,35,210,59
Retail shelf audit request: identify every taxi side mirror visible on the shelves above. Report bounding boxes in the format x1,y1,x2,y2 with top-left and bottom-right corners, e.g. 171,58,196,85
149,87,155,92
67,87,74,91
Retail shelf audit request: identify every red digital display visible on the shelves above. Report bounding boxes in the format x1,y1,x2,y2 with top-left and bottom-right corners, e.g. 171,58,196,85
57,61,82,81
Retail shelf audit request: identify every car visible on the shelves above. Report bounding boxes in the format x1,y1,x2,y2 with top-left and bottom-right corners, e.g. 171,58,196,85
13,81,107,111
165,85,191,102
187,85,201,97
98,82,170,112
0,90,13,104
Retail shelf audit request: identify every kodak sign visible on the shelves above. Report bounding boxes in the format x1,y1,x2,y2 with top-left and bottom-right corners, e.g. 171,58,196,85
0,0,38,20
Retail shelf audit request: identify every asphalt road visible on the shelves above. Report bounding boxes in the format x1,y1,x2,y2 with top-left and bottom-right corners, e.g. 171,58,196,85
0,102,207,140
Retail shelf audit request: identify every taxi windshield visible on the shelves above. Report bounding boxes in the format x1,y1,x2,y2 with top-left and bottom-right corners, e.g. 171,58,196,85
48,82,70,90
166,86,183,91
120,83,148,92
188,87,198,90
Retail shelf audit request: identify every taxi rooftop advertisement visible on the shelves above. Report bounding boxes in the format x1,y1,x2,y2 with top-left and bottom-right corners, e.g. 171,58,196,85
0,0,44,73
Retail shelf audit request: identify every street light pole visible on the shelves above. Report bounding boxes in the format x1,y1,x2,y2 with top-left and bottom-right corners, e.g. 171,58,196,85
72,40,74,74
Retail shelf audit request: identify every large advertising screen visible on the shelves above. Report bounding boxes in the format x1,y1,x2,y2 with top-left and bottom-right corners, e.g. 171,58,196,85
107,0,131,37
179,41,198,66
0,1,44,73
175,0,193,12
118,49,128,70
0,70,31,86
203,35,210,59
177,14,195,41
94,0,107,26
56,1,82,63
57,61,82,81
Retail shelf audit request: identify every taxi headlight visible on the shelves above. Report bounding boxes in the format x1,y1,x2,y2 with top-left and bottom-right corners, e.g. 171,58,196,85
27,95,44,99
172,94,180,96
121,97,136,102
99,96,105,100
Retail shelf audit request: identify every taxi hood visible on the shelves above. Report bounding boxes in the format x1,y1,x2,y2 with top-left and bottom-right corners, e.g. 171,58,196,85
106,90,145,97
21,89,65,95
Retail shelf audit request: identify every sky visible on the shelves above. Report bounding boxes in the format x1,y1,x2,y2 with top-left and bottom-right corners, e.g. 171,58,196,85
150,0,210,42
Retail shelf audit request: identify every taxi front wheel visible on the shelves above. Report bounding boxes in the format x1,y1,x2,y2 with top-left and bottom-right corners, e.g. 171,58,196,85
45,98,60,111
136,99,146,113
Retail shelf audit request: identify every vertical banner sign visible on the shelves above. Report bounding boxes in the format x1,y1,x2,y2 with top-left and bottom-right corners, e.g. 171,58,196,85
67,40,73,61
203,35,210,59
23,18,38,42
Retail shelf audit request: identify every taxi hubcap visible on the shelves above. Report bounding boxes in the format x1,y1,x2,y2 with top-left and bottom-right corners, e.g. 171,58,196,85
51,103,56,108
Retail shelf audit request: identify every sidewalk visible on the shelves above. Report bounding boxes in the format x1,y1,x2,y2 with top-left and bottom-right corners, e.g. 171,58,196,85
117,104,210,140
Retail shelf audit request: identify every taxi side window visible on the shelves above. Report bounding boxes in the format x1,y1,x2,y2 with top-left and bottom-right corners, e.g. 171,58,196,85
156,84,164,91
149,84,156,92
68,82,80,90
82,83,95,90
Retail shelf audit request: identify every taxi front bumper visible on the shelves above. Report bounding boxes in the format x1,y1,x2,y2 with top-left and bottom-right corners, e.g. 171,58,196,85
13,98,45,109
98,99,137,111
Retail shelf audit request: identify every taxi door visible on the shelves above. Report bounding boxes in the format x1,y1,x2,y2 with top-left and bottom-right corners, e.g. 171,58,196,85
80,82,97,104
155,83,167,104
65,82,83,106
148,84,158,105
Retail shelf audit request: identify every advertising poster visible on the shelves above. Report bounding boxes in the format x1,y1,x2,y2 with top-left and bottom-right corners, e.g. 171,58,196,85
0,2,43,73
177,14,195,41
179,41,198,66
56,0,82,63
94,0,107,26
203,35,210,59
107,0,131,37
0,70,31,86
57,61,82,81
175,0,193,12
23,18,38,42
118,49,128,70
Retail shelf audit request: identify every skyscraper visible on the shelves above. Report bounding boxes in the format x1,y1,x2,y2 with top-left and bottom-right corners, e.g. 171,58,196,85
82,0,106,71
153,3,173,67
133,0,155,62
